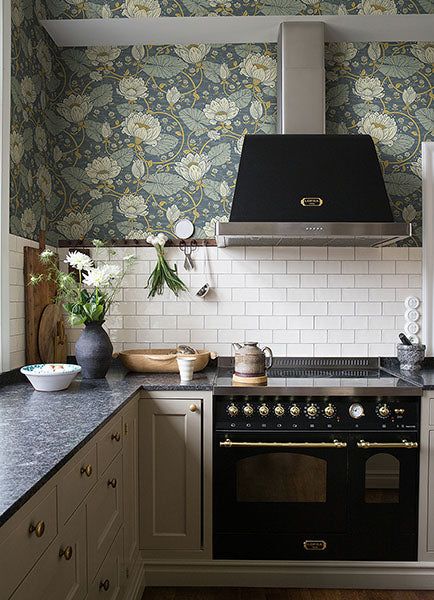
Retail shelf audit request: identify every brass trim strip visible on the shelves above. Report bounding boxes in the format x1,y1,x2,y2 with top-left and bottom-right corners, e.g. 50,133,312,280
357,439,418,449
219,439,347,449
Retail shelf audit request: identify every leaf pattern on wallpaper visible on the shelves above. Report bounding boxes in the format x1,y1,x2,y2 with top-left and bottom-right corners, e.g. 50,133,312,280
51,44,278,240
44,0,433,18
325,42,434,244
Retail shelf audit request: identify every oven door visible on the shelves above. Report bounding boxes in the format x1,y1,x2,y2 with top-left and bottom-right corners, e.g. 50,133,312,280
214,431,349,558
348,432,419,560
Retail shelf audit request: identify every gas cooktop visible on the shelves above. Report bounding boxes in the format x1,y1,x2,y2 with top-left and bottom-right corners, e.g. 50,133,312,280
213,357,422,396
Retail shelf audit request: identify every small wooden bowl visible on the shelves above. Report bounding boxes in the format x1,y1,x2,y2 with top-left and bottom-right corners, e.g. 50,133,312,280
118,348,213,373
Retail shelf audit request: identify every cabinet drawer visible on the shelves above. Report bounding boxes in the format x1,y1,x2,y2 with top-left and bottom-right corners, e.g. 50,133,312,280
87,453,123,581
10,505,87,600
0,487,57,600
87,526,123,600
58,444,97,524
98,417,123,475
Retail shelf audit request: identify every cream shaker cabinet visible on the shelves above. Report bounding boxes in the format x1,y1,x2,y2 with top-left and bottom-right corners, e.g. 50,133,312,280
0,395,139,600
139,397,202,551
9,505,87,600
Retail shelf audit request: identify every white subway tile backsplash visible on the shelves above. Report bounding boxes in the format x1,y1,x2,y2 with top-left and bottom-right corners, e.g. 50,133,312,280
300,302,328,316
341,261,369,274
315,261,341,274
328,275,354,288
369,261,396,274
328,302,355,316
287,261,313,274
315,316,341,329
11,238,417,362
315,288,341,302
301,247,327,260
260,288,287,302
300,274,328,288
273,302,300,316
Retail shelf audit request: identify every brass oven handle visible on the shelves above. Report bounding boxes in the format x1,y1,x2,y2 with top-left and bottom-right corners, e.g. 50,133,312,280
219,439,347,449
357,439,418,449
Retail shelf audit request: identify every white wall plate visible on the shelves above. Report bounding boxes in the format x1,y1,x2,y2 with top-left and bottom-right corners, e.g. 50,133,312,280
405,296,420,310
405,308,420,323
405,321,420,336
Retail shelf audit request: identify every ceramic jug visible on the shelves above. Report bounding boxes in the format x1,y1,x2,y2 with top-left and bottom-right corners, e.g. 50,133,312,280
232,342,273,378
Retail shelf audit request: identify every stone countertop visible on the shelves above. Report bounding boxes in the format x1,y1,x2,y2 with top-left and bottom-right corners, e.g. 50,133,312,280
381,358,434,390
0,365,216,528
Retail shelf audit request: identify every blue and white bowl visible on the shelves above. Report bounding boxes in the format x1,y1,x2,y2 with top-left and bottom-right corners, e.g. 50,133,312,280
21,364,81,392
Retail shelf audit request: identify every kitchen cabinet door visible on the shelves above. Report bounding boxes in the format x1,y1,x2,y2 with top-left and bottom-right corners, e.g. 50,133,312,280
87,452,123,581
122,398,139,575
140,398,202,550
10,505,86,600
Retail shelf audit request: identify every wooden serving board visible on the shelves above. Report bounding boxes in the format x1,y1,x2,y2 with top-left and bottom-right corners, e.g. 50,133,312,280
24,247,58,364
38,304,67,364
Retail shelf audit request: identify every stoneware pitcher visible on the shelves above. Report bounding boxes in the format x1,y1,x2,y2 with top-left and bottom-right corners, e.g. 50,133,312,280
232,342,273,379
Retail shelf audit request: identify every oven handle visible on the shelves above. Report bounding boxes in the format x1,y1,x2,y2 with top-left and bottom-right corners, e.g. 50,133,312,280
357,439,418,449
219,439,347,449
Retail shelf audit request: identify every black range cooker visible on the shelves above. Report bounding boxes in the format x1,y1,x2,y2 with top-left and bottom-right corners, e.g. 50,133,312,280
213,358,422,562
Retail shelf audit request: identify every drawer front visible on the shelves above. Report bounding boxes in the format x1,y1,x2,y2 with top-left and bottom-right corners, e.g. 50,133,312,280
0,487,57,600
98,417,123,475
10,505,87,600
87,526,123,600
58,444,97,524
87,453,123,582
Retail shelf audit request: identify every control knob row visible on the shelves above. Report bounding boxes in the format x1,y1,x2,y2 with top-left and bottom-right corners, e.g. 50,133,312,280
226,402,336,418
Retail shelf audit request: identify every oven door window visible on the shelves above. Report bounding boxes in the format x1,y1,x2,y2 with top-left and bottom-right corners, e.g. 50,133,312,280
236,452,327,503
364,453,399,504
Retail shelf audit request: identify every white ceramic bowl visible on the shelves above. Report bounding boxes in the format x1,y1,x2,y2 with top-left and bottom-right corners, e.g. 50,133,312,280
21,364,81,391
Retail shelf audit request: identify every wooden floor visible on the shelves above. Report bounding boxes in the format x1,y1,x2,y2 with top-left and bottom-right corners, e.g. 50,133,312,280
142,589,434,600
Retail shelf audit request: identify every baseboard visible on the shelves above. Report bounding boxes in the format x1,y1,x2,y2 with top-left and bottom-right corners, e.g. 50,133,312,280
142,560,434,589
124,556,146,600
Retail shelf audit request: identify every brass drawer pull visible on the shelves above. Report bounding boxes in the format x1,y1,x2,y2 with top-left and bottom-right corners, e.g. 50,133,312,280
357,439,418,449
189,404,198,413
29,520,45,538
111,432,121,442
59,545,73,561
107,478,117,488
220,439,347,449
80,464,93,477
99,579,110,591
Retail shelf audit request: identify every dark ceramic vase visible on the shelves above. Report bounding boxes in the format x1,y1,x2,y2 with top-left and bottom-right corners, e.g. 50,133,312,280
75,322,113,379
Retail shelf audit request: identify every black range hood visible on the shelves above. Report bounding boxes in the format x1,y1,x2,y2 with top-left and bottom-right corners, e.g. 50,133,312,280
216,22,412,248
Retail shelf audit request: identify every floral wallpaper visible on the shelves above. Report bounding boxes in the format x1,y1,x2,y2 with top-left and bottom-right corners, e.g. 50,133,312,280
9,1,434,245
325,41,433,245
45,0,433,19
10,0,61,244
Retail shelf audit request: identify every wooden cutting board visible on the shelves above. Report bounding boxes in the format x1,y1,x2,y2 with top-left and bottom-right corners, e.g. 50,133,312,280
24,246,66,364
38,304,68,363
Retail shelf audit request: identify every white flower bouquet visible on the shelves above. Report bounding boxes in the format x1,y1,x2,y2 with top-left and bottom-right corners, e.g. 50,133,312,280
146,234,187,298
30,244,136,326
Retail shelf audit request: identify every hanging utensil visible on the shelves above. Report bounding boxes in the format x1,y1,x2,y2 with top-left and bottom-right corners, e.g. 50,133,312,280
180,240,197,271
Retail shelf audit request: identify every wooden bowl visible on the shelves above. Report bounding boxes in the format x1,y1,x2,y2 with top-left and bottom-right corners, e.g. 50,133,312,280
118,348,213,373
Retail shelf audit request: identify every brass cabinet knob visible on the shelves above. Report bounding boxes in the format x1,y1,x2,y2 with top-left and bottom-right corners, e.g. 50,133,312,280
107,478,117,488
111,432,121,442
59,545,73,561
29,520,45,538
99,579,110,591
80,464,92,477
189,404,198,413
